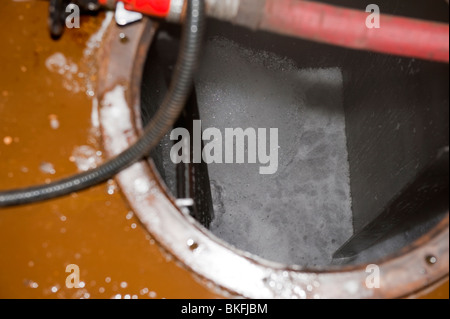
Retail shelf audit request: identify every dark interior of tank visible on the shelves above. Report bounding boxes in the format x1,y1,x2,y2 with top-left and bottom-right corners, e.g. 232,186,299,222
140,0,449,268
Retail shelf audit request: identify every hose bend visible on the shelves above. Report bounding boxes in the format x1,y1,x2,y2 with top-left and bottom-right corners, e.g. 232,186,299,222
0,0,205,207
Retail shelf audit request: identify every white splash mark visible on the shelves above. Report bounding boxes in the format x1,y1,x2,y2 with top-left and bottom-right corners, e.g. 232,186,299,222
100,85,135,154
40,162,56,175
48,114,60,130
84,11,114,58
343,280,359,294
91,98,100,129
71,145,102,172
45,53,72,74
45,52,82,93
82,11,113,133
134,178,150,194
106,179,118,195
50,285,60,293
140,288,149,295
24,279,39,289
126,211,134,220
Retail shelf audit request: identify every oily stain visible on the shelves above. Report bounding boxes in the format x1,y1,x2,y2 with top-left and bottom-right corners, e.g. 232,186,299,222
0,0,219,299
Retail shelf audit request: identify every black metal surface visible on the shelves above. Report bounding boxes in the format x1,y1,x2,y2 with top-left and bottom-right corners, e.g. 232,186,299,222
334,147,449,258
142,26,214,228
174,91,214,228
336,0,449,261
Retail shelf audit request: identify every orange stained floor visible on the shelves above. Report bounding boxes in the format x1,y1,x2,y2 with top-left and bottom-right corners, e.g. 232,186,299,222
0,0,448,299
0,0,219,299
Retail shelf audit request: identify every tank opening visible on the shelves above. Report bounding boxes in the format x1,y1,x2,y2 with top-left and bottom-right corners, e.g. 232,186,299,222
140,0,449,268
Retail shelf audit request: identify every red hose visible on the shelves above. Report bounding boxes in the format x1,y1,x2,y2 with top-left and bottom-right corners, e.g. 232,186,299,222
260,0,449,63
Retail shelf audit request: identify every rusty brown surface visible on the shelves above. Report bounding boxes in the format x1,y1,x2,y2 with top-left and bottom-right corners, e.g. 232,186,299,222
0,0,219,299
419,280,449,299
0,0,448,299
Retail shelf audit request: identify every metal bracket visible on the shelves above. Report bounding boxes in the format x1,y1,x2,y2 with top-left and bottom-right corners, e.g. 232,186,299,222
115,1,143,26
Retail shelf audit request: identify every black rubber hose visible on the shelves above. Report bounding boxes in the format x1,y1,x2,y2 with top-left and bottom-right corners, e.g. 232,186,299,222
0,0,205,207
